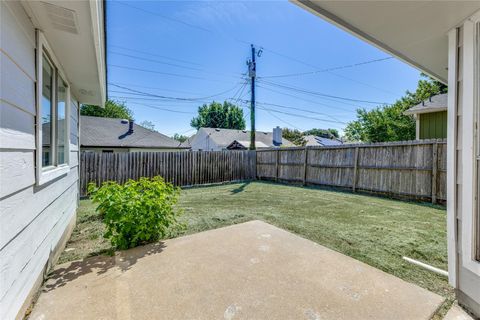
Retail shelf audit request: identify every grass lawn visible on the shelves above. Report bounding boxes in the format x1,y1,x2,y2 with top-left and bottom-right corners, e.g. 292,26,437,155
59,181,451,314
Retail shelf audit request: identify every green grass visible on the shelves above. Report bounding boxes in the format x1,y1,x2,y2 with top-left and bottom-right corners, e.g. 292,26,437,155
59,181,452,307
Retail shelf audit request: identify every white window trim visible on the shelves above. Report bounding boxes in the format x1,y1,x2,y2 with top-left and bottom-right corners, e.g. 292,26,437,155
447,27,459,287
36,30,70,185
461,13,480,275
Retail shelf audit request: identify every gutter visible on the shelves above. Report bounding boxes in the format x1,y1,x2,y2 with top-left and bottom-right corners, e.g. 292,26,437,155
103,0,108,102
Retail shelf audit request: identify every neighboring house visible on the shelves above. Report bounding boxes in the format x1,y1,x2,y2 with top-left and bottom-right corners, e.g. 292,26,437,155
293,1,480,316
404,93,448,139
80,116,189,152
185,127,294,151
304,135,343,147
0,1,106,319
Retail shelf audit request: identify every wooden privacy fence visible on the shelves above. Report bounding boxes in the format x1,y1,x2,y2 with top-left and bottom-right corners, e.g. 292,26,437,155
256,139,447,203
80,150,256,196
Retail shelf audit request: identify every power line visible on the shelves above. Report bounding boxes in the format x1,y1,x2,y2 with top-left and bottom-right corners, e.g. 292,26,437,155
258,79,390,105
130,102,196,114
108,65,242,84
253,100,344,122
110,83,242,102
262,108,304,131
114,2,213,33
256,84,358,112
109,51,204,71
109,64,205,79
256,105,347,125
109,45,202,66
108,82,215,95
259,57,393,79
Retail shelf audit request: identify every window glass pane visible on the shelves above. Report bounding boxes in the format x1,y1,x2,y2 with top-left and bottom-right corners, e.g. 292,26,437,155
42,55,53,167
57,76,67,165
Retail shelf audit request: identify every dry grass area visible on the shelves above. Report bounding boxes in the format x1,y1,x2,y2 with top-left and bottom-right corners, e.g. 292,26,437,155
59,181,452,317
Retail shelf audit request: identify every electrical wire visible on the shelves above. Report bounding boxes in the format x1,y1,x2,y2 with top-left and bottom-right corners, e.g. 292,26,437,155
130,102,196,114
114,2,213,33
256,105,347,125
259,57,393,79
258,79,390,105
109,45,202,66
109,83,243,101
109,51,204,71
256,84,358,112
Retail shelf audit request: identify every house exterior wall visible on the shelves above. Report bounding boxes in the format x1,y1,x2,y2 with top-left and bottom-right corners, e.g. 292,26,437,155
419,111,448,139
189,129,222,151
0,2,80,318
447,16,480,317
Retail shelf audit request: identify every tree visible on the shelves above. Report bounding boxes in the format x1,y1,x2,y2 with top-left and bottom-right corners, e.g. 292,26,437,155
344,75,447,142
282,128,306,146
173,133,188,143
190,101,246,130
304,128,339,138
139,120,156,131
81,99,133,119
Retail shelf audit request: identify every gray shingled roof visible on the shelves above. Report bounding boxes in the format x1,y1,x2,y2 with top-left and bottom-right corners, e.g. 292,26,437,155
80,116,187,149
404,93,448,115
198,127,295,148
304,135,343,146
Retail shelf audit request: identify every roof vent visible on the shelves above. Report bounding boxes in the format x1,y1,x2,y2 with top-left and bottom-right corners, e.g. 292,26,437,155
121,119,129,124
242,130,247,133
215,128,221,132
43,2,78,34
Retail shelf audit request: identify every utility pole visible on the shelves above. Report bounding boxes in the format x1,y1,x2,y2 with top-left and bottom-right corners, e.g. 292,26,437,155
247,44,261,150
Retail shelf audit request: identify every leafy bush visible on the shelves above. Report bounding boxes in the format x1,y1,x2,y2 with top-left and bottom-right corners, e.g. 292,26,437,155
88,176,182,250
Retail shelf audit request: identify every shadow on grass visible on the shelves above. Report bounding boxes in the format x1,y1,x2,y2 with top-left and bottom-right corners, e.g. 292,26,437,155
43,242,166,292
254,180,446,210
230,181,251,194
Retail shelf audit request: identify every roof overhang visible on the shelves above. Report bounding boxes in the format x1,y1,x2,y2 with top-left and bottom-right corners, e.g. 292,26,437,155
404,106,447,116
292,1,480,84
21,0,106,105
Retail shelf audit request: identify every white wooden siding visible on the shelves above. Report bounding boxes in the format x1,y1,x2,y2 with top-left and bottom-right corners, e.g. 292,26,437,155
448,19,480,314
0,2,80,319
0,100,35,150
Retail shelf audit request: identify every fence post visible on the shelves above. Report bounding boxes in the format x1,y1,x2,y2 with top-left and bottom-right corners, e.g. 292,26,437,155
431,142,438,204
275,149,280,182
352,146,359,192
303,147,308,186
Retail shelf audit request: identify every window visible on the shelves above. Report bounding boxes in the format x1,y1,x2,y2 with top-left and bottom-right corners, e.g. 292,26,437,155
41,54,54,167
36,31,70,185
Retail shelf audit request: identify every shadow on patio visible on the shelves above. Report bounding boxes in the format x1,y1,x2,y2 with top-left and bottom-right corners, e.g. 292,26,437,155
32,221,444,319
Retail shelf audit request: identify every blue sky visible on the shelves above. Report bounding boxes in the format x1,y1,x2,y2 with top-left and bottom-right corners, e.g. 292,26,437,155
107,0,422,137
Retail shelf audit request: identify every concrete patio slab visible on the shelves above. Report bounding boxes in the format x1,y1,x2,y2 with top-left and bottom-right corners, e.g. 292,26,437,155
30,220,443,320
444,304,475,320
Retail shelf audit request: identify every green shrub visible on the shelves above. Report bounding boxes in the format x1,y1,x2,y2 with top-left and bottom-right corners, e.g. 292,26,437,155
88,176,182,250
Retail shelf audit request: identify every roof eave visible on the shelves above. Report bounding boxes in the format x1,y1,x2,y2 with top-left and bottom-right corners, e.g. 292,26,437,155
292,0,448,84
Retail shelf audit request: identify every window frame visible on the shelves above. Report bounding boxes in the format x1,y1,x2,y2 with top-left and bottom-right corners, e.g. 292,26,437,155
36,31,70,185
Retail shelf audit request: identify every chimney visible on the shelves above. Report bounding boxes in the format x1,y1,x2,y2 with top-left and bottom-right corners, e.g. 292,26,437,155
128,119,134,134
273,126,282,146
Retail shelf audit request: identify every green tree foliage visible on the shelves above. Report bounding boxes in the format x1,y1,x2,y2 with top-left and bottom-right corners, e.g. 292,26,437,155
173,133,188,143
190,101,246,130
88,177,183,250
344,75,447,142
282,128,306,146
304,128,339,138
80,99,133,120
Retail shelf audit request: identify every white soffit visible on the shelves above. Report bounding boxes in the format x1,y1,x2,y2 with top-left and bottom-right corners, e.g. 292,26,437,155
293,1,480,84
22,1,106,105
